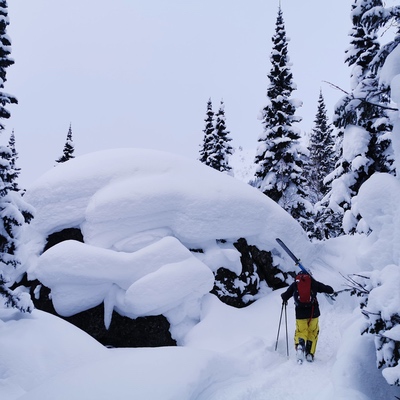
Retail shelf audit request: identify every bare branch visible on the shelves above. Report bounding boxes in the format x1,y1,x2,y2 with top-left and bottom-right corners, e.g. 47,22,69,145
340,272,370,295
323,80,398,112
323,81,350,95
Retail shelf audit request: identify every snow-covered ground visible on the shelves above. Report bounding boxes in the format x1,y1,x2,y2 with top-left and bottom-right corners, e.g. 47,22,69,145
0,148,399,399
0,254,397,400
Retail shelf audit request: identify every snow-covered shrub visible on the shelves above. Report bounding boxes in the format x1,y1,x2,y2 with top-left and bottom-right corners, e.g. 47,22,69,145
354,172,400,386
344,266,400,386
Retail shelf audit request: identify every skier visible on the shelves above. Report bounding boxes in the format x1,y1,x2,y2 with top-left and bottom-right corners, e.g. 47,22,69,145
281,272,334,363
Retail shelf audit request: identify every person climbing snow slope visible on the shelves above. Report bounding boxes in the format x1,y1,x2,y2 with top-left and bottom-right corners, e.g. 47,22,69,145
281,272,334,364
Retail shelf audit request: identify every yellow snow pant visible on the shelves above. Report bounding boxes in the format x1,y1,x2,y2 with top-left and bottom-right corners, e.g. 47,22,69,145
294,317,319,355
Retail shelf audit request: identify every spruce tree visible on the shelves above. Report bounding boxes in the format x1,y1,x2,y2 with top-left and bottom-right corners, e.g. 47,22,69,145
56,123,75,164
306,91,337,240
361,3,400,77
253,6,310,227
323,0,394,236
0,1,16,127
207,100,234,173
306,90,336,204
199,98,214,166
7,130,20,191
0,1,33,312
349,2,400,387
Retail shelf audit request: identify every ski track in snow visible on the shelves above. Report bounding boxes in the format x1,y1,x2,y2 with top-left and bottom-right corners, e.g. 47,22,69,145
201,306,342,400
196,245,354,400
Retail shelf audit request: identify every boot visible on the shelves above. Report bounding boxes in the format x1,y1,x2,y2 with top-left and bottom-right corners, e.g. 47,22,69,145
296,339,305,364
306,340,312,355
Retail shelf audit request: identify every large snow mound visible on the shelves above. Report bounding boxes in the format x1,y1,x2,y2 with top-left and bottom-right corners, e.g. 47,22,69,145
24,148,305,250
23,148,309,341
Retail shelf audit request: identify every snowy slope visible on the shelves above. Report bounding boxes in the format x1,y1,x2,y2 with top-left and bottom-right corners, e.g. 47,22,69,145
1,263,398,400
0,148,399,399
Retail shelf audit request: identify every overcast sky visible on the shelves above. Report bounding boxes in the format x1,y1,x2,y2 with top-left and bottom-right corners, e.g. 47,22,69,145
5,1,358,186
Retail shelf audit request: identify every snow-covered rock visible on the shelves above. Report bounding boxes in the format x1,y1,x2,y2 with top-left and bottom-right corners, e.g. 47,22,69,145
22,148,309,344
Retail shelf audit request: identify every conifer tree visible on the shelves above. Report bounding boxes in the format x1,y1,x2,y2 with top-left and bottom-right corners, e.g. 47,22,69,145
56,123,75,164
253,6,310,227
0,1,33,312
7,130,20,191
0,1,16,128
347,2,400,386
307,91,336,202
323,0,394,236
199,98,214,166
207,100,234,173
361,3,400,77
306,91,337,240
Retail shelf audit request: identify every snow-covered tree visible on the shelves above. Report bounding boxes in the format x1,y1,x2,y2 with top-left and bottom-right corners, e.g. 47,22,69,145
199,98,215,165
337,1,400,388
322,0,395,236
358,1,400,387
56,124,75,164
342,265,400,387
304,91,338,240
306,90,336,204
7,130,20,191
206,100,234,173
252,6,310,228
0,163,34,312
56,123,75,164
0,1,33,312
0,1,17,129
361,3,400,77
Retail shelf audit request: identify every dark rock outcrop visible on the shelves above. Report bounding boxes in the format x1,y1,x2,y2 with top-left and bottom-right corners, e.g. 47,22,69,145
32,283,176,347
43,227,84,252
26,227,176,348
234,238,289,290
211,238,289,308
26,229,288,346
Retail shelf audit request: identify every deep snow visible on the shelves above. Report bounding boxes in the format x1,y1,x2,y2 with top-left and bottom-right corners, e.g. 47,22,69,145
0,148,399,399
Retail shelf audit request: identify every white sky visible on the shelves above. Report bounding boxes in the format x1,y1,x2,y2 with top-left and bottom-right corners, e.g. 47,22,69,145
5,0,355,186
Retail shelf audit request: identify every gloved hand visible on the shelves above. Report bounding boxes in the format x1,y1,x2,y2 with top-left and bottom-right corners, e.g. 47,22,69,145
326,285,334,294
281,293,287,305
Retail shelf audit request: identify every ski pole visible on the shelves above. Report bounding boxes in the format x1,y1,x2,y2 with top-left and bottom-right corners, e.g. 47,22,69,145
275,301,284,351
284,301,289,358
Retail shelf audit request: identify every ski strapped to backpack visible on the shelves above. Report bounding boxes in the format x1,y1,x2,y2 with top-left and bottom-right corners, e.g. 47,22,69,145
276,238,336,304
275,238,311,275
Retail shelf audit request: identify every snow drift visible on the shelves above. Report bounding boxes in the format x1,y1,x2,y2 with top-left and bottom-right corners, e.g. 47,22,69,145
22,148,309,342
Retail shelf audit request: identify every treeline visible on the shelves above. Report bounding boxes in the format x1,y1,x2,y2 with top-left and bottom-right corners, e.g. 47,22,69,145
198,2,400,386
199,2,398,242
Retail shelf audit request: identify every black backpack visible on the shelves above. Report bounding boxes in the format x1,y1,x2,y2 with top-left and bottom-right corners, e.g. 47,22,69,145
294,272,315,306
